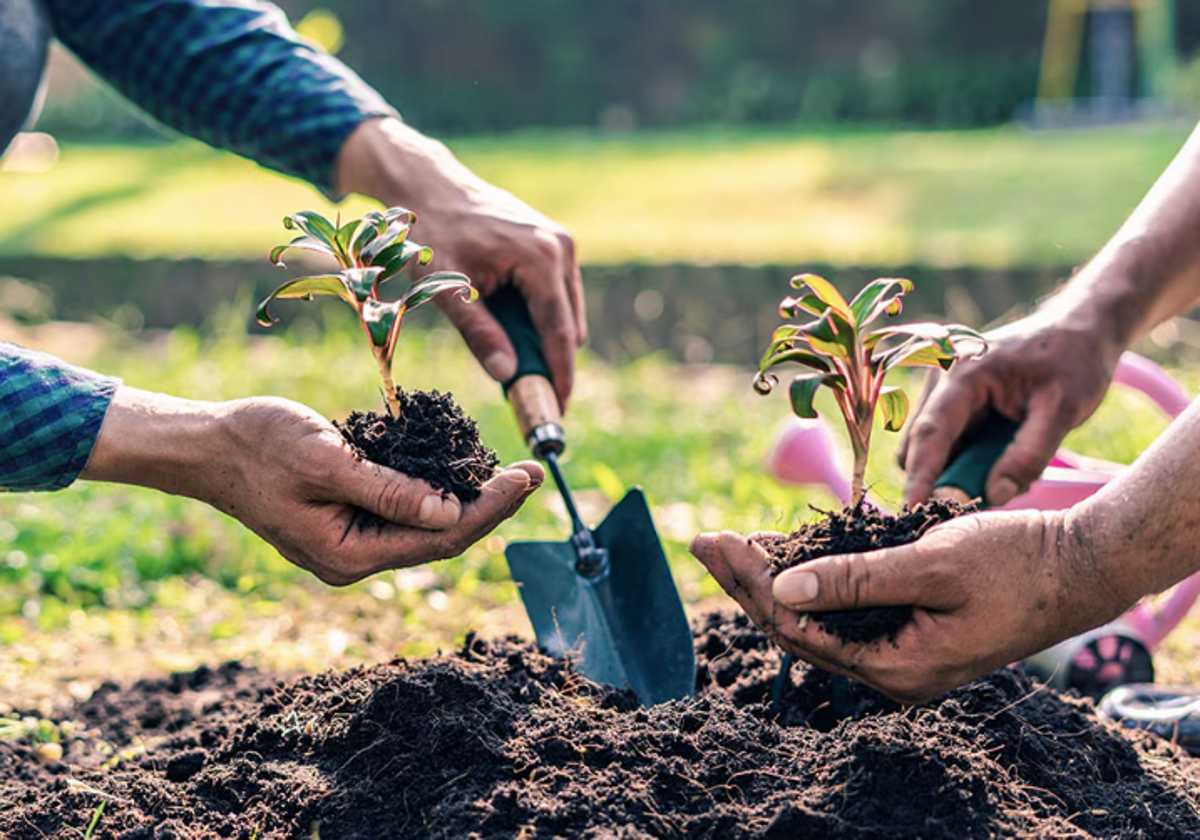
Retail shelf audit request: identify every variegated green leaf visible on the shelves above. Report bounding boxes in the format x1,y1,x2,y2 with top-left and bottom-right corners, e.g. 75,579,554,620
376,240,434,282
779,294,829,319
350,220,382,262
759,347,833,375
879,386,910,431
342,267,384,302
790,273,853,321
256,274,356,326
789,373,826,419
802,308,856,362
849,277,913,327
269,235,335,266
334,220,360,266
400,272,476,310
283,211,339,252
361,221,411,264
879,339,954,372
752,371,778,395
361,298,402,350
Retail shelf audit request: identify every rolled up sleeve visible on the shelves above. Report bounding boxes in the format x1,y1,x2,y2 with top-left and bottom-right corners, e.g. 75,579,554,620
0,342,120,491
43,0,398,197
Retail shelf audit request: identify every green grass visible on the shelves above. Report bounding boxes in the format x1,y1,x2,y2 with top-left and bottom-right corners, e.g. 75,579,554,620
2,308,1191,708
0,125,1191,267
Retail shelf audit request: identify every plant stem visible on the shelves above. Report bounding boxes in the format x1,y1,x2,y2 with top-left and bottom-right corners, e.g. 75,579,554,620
374,350,402,419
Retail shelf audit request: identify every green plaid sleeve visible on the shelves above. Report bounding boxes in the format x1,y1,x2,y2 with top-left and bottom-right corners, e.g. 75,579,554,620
0,343,120,492
44,0,398,197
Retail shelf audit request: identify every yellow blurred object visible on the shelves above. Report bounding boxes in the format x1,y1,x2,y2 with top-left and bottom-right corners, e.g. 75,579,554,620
295,8,344,55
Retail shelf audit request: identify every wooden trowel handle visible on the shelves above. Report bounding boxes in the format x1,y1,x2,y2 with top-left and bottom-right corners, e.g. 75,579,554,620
933,412,1019,507
486,285,566,458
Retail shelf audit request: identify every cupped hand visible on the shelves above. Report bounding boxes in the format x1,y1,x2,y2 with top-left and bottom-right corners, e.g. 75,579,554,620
338,119,585,409
901,313,1121,507
86,389,544,586
689,509,1131,704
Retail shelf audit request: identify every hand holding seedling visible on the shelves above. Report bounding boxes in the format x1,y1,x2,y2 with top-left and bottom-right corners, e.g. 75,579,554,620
83,387,544,584
693,396,1200,702
336,118,585,409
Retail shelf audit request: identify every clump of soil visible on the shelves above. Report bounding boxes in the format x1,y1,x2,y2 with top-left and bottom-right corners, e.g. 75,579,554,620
755,499,969,643
3,611,1200,839
336,388,498,503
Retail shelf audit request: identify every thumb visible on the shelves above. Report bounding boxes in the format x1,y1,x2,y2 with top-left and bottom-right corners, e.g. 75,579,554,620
772,545,926,612
338,458,463,530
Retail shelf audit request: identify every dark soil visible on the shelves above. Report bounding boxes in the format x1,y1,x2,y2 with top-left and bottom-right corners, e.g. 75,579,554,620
3,611,1200,839
336,388,498,504
755,499,969,644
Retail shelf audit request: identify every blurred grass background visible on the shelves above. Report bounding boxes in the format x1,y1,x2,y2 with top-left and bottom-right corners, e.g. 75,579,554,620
0,126,1191,267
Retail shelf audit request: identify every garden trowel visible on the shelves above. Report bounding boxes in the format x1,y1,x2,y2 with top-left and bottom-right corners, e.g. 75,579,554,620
486,286,696,706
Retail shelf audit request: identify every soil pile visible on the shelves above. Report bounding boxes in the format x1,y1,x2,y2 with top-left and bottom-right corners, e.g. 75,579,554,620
336,389,498,503
2,612,1199,839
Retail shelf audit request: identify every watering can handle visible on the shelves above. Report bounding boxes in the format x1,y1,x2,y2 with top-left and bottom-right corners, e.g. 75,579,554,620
485,285,566,458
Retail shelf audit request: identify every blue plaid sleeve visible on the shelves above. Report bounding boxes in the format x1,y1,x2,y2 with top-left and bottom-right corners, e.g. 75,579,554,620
43,0,398,197
0,342,120,492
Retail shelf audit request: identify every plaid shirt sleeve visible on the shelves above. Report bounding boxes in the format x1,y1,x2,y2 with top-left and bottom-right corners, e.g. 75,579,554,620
42,0,399,197
0,343,120,492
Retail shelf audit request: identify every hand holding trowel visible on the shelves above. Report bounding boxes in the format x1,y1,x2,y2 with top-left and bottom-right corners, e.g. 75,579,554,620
485,286,696,705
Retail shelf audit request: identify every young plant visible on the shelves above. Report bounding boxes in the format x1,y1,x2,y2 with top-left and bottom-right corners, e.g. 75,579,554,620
754,273,985,508
256,207,477,418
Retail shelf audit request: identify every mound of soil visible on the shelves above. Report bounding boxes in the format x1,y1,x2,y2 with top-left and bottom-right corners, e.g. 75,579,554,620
3,612,1199,839
755,500,969,643
336,388,498,503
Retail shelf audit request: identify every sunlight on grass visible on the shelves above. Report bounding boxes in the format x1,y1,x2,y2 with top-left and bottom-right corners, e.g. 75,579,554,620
0,126,1189,266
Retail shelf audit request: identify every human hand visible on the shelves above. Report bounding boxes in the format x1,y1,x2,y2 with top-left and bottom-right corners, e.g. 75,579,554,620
900,312,1121,507
336,118,585,409
84,388,544,585
689,509,1133,704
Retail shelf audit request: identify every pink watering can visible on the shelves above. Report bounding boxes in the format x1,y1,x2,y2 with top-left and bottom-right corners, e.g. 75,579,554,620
765,351,1196,699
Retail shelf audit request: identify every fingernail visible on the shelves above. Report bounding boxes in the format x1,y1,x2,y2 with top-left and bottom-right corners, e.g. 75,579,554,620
483,351,517,383
419,493,460,529
990,477,1020,506
774,571,819,607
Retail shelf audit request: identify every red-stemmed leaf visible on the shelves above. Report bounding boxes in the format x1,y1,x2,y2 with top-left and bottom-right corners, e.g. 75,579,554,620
400,272,477,311
255,274,358,326
879,386,909,431
790,273,853,321
269,235,334,266
849,277,913,327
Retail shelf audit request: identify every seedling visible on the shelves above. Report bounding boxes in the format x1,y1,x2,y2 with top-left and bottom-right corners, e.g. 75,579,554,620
257,207,477,419
754,273,984,507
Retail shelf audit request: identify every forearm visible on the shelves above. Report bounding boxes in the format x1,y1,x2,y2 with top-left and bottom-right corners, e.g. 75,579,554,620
1067,396,1200,606
81,386,232,503
336,118,480,209
1042,123,1200,349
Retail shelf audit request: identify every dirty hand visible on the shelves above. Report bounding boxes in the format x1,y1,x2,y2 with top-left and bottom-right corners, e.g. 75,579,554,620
900,312,1121,507
689,509,1131,704
84,387,544,585
336,118,585,410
